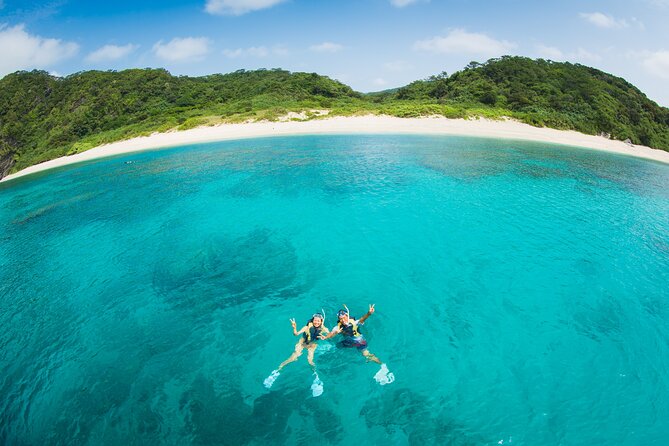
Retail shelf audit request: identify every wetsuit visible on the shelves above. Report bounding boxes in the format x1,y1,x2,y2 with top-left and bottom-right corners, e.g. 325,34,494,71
335,318,368,350
302,322,324,345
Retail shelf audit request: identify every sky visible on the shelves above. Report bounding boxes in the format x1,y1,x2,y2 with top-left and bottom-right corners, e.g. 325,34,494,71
1,0,669,106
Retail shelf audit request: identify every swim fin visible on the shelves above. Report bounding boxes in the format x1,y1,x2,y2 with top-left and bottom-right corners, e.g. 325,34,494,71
311,372,324,397
374,364,395,386
263,369,280,389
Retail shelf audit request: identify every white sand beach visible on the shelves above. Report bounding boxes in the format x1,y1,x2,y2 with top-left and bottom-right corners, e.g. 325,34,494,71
3,115,669,182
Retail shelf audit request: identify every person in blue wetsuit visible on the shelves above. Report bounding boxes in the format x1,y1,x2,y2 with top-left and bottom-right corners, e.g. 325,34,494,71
264,312,329,396
323,304,395,385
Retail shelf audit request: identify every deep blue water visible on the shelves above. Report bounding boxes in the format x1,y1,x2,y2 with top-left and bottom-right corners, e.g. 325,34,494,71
1,135,668,445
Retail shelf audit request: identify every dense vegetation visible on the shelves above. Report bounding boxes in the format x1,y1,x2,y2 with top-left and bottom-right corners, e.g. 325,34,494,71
0,68,365,175
386,56,669,149
1,56,668,178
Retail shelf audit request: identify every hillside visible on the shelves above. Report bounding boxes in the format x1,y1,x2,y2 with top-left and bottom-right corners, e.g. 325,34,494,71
387,56,669,149
0,68,363,176
1,57,668,178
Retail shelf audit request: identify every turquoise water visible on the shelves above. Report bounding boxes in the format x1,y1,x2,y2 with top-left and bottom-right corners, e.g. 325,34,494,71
1,135,669,445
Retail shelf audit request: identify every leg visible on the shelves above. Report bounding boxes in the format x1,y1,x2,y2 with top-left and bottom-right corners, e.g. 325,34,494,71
306,344,317,369
361,349,382,364
306,344,324,397
278,341,304,370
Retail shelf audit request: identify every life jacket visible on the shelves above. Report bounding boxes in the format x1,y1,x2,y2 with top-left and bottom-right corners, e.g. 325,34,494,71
302,321,323,345
337,318,361,338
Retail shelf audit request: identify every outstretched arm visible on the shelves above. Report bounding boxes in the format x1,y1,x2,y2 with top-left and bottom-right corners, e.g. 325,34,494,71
358,304,375,324
321,326,339,340
318,327,330,338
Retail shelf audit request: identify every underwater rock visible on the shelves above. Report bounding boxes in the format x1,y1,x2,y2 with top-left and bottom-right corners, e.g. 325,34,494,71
153,228,301,313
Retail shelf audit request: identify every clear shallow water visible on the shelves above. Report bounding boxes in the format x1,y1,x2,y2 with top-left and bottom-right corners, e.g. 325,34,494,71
1,134,669,445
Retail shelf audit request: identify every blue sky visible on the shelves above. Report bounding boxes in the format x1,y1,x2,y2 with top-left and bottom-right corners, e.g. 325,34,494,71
1,0,669,105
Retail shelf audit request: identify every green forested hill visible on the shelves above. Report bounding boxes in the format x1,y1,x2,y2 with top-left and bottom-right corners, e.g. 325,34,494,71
389,56,669,149
1,57,668,178
0,68,363,175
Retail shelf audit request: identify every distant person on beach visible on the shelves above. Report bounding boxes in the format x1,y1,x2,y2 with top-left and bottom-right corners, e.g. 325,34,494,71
263,311,329,396
322,304,395,385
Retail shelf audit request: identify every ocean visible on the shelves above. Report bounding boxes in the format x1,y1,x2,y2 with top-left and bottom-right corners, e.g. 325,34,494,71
1,134,668,445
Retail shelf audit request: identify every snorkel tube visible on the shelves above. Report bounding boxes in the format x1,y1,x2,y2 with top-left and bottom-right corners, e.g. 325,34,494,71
337,304,350,319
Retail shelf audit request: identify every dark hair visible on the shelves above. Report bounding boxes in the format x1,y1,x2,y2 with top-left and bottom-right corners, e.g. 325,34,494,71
307,313,324,326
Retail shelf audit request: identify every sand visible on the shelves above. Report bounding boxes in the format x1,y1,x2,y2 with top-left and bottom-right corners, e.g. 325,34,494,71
3,115,669,182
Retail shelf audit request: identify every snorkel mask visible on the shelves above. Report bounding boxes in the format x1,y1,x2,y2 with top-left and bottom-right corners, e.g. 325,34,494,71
337,304,350,318
312,309,326,323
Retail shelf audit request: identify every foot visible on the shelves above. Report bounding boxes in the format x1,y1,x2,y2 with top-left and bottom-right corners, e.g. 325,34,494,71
374,364,395,386
311,372,324,397
263,369,280,389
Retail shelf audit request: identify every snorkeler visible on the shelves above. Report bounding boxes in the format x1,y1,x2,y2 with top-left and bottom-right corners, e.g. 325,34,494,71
263,311,329,397
322,304,395,385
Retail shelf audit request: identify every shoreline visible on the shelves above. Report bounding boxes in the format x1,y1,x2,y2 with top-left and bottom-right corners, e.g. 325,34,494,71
3,115,669,183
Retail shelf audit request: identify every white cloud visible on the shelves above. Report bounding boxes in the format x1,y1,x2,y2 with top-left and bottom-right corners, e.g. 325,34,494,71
384,60,413,72
309,42,343,53
414,29,516,56
390,0,427,7
153,37,210,63
86,44,138,63
0,24,79,76
372,78,388,86
648,0,669,8
205,0,286,15
222,45,287,58
629,18,646,30
579,12,629,29
222,48,243,58
642,50,669,79
536,44,564,60
246,46,268,57
572,47,602,63
272,45,289,56
534,44,602,64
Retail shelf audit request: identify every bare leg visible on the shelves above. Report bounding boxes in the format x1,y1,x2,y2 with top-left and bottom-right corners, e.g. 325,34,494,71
307,344,324,397
306,344,317,370
278,341,304,370
362,349,382,364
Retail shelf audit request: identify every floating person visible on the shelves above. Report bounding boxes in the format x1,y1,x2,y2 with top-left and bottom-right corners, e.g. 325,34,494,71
263,311,329,397
322,304,395,385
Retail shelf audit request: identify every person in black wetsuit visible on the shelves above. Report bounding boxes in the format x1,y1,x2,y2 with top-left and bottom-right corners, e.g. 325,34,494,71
322,304,395,385
323,304,380,362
